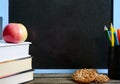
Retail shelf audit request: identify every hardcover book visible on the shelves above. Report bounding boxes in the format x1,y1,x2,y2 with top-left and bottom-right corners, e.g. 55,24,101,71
0,40,31,62
0,70,33,84
0,57,32,78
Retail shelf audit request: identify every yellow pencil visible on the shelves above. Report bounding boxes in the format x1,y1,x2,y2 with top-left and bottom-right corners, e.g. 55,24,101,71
110,23,114,47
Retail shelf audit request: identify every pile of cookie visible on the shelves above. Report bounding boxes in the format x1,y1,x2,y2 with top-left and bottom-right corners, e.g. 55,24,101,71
72,68,110,83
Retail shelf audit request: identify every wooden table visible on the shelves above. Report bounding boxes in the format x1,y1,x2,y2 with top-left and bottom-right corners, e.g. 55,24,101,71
26,74,120,84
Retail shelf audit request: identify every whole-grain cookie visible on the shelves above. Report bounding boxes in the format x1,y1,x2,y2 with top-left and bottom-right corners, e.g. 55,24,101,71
72,69,97,83
72,68,110,83
94,74,110,83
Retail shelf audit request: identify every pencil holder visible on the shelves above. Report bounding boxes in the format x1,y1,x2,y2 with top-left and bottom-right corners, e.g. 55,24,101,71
108,45,120,79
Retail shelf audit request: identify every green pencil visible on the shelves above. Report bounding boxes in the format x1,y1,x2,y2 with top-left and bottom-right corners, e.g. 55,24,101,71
104,25,111,45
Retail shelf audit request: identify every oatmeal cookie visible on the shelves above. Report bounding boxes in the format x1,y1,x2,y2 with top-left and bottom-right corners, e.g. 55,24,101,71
72,68,110,83
94,74,110,83
72,69,97,83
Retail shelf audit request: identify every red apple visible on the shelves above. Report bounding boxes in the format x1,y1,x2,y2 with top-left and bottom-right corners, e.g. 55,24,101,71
2,23,28,43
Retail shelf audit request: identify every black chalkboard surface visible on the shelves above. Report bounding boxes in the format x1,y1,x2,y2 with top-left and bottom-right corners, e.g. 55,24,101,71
9,0,112,69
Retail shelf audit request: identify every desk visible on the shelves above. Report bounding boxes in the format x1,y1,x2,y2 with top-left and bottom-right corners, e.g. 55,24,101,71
26,74,120,84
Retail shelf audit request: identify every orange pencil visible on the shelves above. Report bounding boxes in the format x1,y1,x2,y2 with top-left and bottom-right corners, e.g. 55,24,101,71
117,29,120,44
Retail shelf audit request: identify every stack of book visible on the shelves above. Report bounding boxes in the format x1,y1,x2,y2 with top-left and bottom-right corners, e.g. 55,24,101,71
0,40,33,84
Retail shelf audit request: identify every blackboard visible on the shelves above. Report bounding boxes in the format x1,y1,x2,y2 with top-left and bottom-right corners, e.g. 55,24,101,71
9,0,113,69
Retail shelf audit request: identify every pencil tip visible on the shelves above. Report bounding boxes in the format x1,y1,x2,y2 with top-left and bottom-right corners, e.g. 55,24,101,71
110,23,113,27
104,25,108,30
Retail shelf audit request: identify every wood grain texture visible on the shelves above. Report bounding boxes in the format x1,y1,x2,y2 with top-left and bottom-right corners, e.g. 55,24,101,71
26,74,120,84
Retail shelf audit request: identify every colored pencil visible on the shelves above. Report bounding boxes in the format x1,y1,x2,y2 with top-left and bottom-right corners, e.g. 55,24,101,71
104,25,111,45
114,29,119,45
110,23,114,47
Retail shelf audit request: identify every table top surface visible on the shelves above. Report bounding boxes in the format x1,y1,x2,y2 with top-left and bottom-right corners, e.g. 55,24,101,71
26,74,120,84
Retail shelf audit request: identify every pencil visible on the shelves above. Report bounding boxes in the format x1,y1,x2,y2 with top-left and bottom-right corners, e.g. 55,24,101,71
114,29,119,45
117,29,120,44
104,25,111,45
110,23,114,47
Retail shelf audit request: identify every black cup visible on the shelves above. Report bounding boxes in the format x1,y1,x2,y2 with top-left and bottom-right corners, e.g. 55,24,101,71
108,46,120,79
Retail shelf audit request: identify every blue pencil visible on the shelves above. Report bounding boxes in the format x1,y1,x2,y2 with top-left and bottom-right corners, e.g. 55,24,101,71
114,29,119,45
